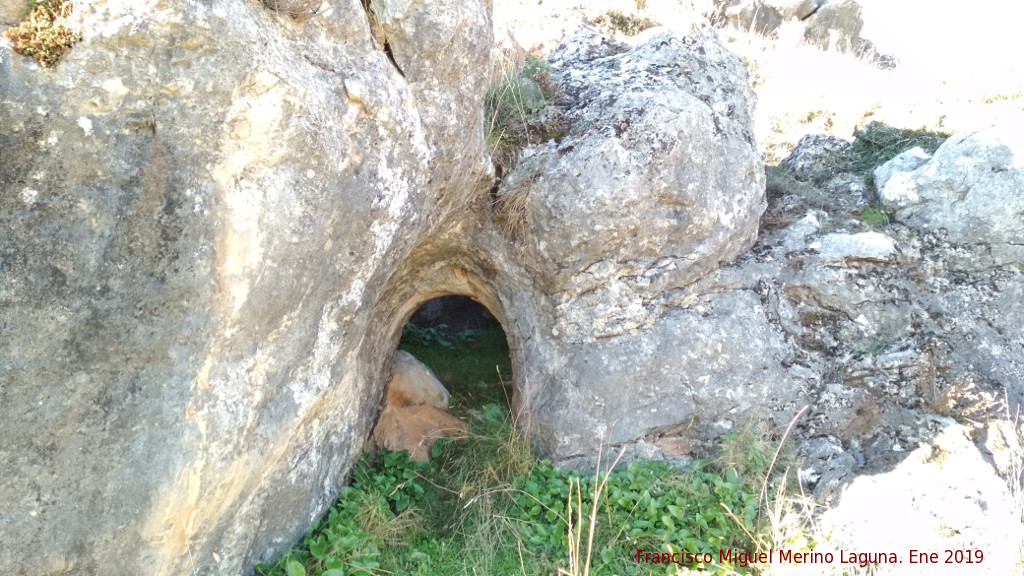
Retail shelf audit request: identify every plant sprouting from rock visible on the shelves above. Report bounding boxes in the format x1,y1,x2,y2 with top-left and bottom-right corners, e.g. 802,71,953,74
3,0,80,67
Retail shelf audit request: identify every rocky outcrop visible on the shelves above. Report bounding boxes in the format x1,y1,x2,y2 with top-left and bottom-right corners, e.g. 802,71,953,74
713,0,875,55
1,0,771,569
4,0,1021,571
484,25,772,460
0,0,492,574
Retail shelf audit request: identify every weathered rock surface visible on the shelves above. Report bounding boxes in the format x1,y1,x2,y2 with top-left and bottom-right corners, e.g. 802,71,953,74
1,0,492,573
371,351,464,463
801,0,863,52
780,133,851,180
873,145,930,193
878,126,1024,267
819,423,1022,575
0,0,25,26
383,351,452,410
488,25,775,459
4,0,1023,571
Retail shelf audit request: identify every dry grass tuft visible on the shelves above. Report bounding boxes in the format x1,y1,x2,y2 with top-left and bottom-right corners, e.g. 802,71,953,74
3,0,80,67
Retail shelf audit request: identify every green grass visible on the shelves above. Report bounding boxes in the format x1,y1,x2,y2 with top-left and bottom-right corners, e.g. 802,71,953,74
397,324,514,411
858,205,890,228
256,404,781,576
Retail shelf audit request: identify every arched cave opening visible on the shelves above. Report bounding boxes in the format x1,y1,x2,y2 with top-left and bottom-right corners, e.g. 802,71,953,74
397,295,514,413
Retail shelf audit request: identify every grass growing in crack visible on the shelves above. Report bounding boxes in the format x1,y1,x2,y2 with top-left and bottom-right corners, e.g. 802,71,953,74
486,55,560,176
858,205,890,228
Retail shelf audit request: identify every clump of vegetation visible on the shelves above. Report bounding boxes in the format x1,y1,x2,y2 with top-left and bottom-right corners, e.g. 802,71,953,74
257,405,784,576
263,0,321,20
486,55,561,176
3,0,81,68
837,122,950,187
591,10,658,37
858,205,890,228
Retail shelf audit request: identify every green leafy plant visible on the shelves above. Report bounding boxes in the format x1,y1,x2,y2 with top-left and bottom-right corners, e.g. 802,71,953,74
3,0,80,67
259,404,789,576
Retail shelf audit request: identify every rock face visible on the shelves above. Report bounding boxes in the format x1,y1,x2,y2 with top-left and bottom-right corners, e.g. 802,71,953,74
878,126,1024,267
1,2,769,571
4,0,1022,572
713,0,873,55
819,423,1023,575
0,0,493,574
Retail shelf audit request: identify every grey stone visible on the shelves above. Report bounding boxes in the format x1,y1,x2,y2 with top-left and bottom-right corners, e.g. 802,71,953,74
388,351,451,410
478,26,781,460
718,0,784,34
0,0,25,26
764,0,825,21
820,424,1022,575
803,0,864,52
0,0,493,573
873,146,931,193
813,231,897,262
780,133,851,180
885,127,1024,258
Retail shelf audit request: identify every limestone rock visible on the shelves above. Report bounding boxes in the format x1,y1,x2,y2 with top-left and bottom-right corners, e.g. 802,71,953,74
0,0,493,573
717,0,784,34
813,231,897,262
0,0,26,26
873,146,931,193
765,0,825,20
803,0,863,52
498,26,763,343
780,134,851,180
882,126,1024,261
485,26,780,459
820,424,1022,575
370,352,464,464
387,351,451,410
372,405,466,463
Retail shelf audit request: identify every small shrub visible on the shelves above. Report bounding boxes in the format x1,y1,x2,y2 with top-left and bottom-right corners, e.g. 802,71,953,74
3,0,80,68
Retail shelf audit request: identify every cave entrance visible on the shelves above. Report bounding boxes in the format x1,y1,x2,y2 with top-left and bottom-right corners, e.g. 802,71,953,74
397,295,514,413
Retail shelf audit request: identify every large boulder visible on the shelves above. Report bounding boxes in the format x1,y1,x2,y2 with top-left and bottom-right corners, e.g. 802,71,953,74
877,126,1024,268
486,26,778,459
0,0,492,573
